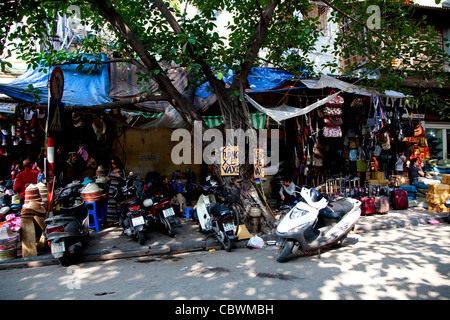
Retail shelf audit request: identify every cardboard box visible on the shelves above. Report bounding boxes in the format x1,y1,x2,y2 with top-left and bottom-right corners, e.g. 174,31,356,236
371,171,385,180
428,203,450,213
379,179,389,187
442,174,450,184
367,180,380,186
428,183,450,193
426,192,449,204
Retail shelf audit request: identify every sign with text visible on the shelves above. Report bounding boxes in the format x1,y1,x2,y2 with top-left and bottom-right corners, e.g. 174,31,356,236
253,148,266,178
220,146,240,176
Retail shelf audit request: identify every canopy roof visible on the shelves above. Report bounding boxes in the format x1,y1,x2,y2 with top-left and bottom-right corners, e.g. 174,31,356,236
0,58,410,127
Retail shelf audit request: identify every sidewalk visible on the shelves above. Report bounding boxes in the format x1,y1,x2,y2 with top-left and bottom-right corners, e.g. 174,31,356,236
0,206,448,269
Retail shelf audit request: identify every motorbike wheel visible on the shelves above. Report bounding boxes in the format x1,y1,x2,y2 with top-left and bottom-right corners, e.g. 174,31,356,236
276,239,294,262
162,218,175,237
223,236,232,252
58,253,72,267
216,230,232,252
230,204,240,237
137,230,146,245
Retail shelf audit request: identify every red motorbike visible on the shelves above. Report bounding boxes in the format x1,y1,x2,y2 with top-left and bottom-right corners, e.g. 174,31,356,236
143,191,176,237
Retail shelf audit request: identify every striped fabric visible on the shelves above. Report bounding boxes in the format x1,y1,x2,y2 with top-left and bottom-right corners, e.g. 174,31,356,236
203,113,266,129
250,113,266,130
203,116,224,128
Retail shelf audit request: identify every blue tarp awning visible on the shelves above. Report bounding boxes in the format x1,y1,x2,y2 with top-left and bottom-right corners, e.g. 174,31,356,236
0,58,302,110
0,54,112,106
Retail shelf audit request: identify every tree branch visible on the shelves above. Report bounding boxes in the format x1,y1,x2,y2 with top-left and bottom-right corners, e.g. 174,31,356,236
89,0,203,125
230,0,279,92
152,0,229,103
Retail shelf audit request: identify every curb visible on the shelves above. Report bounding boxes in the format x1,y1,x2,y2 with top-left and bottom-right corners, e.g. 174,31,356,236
0,239,237,270
353,215,448,233
1,215,448,270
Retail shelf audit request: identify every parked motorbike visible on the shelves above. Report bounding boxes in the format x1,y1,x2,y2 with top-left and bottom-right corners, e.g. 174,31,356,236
195,183,239,252
113,174,146,245
275,187,361,262
142,190,176,237
44,182,89,266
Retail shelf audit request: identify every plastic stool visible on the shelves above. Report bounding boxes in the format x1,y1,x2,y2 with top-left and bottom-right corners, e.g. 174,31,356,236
182,206,195,219
85,200,107,232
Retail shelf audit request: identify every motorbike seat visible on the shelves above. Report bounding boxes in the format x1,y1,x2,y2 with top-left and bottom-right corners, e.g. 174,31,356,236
319,199,354,221
209,203,230,217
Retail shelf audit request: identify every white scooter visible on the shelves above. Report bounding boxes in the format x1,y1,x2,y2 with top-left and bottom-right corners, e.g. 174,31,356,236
196,187,239,252
276,187,361,262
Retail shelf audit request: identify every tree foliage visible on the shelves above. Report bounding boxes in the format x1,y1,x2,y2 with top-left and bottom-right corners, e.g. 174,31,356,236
0,0,448,118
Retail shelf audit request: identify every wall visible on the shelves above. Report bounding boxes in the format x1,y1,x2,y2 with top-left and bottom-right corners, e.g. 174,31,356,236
111,127,202,180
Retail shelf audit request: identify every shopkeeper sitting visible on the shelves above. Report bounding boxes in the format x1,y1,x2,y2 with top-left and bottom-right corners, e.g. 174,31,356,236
279,177,297,205
408,158,425,183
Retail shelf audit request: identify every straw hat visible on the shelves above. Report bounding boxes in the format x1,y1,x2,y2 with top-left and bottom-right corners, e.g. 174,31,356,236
0,226,19,242
81,183,104,202
24,184,41,205
95,176,107,184
92,117,106,137
96,165,107,176
21,200,46,216
81,183,101,194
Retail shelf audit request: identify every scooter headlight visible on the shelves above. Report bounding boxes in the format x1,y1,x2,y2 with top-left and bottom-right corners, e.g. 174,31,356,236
289,208,308,219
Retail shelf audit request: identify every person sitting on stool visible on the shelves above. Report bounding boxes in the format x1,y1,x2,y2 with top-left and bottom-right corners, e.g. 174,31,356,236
279,177,297,205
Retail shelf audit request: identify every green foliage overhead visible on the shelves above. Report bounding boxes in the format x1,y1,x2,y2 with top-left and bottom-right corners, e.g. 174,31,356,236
0,0,448,118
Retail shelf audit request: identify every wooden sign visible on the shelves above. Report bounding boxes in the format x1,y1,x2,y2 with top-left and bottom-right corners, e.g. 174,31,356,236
221,146,240,176
253,148,266,178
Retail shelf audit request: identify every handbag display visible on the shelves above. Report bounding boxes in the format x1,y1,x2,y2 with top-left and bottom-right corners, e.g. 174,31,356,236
326,90,344,107
323,106,343,116
414,123,424,137
323,126,342,138
323,116,343,126
366,96,379,133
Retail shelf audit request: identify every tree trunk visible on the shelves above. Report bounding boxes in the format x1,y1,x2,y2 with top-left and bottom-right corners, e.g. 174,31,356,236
214,93,276,232
92,0,277,233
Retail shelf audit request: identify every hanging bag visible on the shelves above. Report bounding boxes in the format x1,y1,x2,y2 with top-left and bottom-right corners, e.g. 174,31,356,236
401,102,414,137
366,96,378,133
414,122,424,137
323,106,343,116
326,90,344,107
323,126,342,138
410,103,424,137
323,116,343,126
356,148,368,172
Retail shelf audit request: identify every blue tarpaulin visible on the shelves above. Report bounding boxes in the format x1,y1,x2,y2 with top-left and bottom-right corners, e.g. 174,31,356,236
0,54,112,106
0,58,299,109
195,67,299,98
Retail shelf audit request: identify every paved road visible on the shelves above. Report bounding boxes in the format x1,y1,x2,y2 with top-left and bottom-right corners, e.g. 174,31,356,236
1,224,449,301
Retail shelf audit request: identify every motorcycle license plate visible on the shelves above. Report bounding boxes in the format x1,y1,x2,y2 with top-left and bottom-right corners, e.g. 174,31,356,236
51,241,65,254
131,216,145,227
163,208,175,218
223,222,235,232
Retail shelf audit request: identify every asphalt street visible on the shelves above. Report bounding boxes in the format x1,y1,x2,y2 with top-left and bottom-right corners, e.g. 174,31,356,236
1,223,449,301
